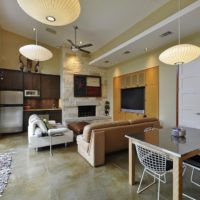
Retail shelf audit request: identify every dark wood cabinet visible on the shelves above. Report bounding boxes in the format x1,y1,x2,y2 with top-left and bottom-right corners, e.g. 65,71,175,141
23,73,40,90
0,69,23,90
49,110,62,123
41,74,60,99
23,109,62,131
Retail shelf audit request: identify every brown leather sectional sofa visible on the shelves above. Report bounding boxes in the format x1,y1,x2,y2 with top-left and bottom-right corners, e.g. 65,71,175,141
76,118,160,167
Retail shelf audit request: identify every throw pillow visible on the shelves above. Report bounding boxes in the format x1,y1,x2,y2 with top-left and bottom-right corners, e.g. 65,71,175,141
43,119,55,130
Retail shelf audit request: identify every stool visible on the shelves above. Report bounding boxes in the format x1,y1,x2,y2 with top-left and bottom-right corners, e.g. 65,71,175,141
67,121,89,135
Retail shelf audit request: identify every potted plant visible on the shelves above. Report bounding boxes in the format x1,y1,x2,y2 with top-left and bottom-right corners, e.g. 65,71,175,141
105,101,110,116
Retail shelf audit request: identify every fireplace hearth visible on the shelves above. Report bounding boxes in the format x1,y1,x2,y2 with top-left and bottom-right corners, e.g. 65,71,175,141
78,105,96,117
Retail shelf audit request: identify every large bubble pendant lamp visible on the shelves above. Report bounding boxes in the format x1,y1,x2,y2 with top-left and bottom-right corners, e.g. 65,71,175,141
159,0,200,65
19,28,53,61
17,0,81,26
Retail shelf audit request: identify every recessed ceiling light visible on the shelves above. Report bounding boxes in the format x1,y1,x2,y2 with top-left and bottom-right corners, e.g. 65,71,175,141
33,28,36,31
124,50,131,54
104,60,109,63
80,41,82,44
46,16,56,22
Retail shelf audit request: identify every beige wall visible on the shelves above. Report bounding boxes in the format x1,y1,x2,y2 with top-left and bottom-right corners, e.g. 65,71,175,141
107,49,177,127
107,33,200,127
0,27,61,75
0,27,2,61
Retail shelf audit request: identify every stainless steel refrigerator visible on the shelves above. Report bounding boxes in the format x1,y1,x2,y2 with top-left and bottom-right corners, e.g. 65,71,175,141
0,91,23,134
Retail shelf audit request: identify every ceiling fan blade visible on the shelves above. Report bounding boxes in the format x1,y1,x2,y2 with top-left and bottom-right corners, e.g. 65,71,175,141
79,43,93,48
79,48,90,54
67,39,75,46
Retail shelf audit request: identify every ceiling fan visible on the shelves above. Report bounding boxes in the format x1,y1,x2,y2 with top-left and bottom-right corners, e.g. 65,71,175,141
67,26,93,54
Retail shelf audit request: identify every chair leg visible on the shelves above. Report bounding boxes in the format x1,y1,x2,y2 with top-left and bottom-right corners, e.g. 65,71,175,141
137,168,156,194
191,168,200,187
160,174,166,183
50,136,53,156
183,193,196,200
157,176,161,200
182,165,187,176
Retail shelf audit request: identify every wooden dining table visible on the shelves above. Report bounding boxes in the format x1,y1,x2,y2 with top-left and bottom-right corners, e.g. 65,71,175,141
125,128,200,200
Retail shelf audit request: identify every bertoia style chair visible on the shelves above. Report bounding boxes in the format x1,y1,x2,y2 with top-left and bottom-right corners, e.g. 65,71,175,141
135,143,173,200
182,155,200,200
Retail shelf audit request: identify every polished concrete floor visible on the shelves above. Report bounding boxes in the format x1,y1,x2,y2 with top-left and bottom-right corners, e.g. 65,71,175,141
0,133,199,200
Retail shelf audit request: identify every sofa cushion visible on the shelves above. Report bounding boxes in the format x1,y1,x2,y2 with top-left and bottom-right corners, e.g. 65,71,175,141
82,120,129,142
35,127,43,137
29,114,39,124
35,119,48,133
77,135,89,152
68,121,89,135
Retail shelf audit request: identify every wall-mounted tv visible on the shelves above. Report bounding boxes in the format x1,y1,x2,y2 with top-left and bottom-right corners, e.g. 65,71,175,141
121,87,145,114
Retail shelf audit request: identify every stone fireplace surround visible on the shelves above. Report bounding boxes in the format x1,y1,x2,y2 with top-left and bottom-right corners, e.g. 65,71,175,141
63,100,111,125
60,51,109,125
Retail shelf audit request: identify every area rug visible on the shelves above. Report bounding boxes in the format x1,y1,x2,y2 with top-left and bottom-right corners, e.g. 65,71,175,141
0,153,12,196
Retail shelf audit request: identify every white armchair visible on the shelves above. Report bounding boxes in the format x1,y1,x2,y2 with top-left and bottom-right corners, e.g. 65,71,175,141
28,114,73,155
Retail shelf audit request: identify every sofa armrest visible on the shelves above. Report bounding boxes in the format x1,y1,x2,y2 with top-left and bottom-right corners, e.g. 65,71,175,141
89,130,105,167
48,127,67,136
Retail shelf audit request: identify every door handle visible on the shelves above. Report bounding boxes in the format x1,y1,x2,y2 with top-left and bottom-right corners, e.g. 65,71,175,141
196,113,200,115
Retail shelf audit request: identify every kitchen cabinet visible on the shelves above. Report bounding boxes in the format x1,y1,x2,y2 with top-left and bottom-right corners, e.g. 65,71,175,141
41,74,60,99
0,69,23,90
23,73,40,90
23,109,62,131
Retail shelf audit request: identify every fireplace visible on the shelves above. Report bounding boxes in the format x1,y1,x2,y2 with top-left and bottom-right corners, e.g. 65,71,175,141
78,106,96,117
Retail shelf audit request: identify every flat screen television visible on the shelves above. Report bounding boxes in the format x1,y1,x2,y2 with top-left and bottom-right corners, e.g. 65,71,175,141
121,87,145,114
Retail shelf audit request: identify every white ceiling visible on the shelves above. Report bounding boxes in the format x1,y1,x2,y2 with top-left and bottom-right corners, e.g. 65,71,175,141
90,1,200,67
0,0,169,52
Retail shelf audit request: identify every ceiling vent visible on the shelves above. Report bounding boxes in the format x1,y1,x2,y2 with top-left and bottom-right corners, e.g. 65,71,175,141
160,31,173,37
124,50,131,54
46,28,57,35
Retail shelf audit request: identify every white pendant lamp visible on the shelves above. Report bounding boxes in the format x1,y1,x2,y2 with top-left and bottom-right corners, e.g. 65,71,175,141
17,0,81,26
159,0,200,65
19,29,53,61
19,45,53,61
159,44,200,65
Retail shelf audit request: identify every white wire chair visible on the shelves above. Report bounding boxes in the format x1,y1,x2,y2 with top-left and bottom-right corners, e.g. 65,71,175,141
182,155,200,200
135,143,173,200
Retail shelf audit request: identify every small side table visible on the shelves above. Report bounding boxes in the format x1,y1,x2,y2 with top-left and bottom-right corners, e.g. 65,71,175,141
48,127,73,156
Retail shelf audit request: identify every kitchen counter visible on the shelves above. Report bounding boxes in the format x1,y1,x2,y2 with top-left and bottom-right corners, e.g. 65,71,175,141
24,108,62,112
